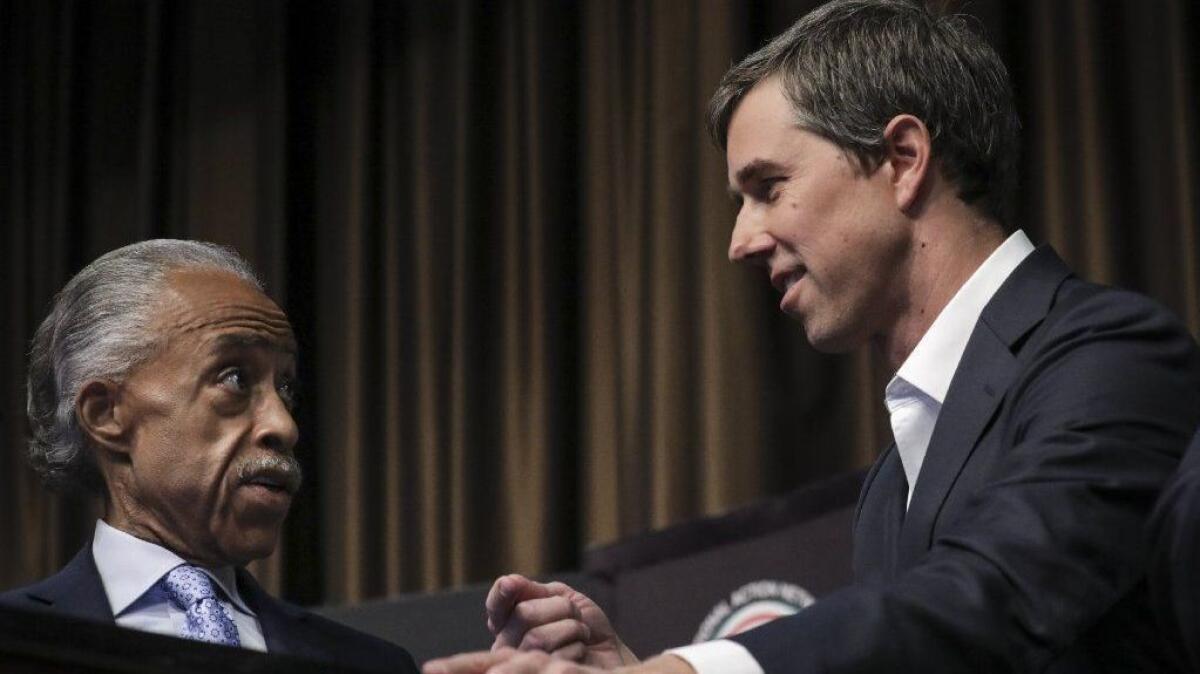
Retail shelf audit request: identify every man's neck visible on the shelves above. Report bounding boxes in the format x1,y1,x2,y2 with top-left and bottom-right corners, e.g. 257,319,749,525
876,213,1007,371
101,487,227,569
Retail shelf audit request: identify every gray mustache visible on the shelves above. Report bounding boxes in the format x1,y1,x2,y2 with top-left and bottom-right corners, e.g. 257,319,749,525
235,454,303,494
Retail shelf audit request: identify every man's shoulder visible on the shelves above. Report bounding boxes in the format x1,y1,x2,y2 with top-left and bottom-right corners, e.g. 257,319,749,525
0,546,110,620
0,584,34,607
1006,271,1200,418
1055,273,1178,317
990,245,1187,333
0,581,51,606
1020,267,1196,359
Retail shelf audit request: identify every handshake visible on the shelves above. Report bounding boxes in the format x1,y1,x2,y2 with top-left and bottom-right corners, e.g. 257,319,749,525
423,575,691,674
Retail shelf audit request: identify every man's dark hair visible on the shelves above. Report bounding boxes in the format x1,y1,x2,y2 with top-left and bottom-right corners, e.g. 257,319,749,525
707,0,1020,226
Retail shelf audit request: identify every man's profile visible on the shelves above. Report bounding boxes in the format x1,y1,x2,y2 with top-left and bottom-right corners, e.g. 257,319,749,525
425,1,1200,672
1,239,419,672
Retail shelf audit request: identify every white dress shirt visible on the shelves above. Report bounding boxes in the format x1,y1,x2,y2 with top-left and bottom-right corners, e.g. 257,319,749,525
92,519,268,651
887,229,1035,506
668,230,1036,674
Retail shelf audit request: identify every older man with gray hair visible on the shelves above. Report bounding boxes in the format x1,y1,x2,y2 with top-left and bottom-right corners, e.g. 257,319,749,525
1,239,417,672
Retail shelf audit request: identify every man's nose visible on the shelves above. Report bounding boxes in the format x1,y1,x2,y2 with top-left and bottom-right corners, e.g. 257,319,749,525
256,391,300,454
728,212,774,263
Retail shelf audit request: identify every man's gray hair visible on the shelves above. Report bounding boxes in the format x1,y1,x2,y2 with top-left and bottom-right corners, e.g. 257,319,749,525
707,0,1020,226
26,239,263,494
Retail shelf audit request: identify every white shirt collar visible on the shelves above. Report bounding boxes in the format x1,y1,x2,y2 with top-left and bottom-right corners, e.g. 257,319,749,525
91,519,254,617
893,229,1035,404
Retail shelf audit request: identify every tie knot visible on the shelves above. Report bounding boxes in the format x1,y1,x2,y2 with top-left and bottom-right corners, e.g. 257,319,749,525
159,564,241,647
162,564,220,609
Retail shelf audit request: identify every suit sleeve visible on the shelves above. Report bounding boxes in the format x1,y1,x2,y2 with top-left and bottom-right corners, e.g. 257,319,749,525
730,289,1200,673
1147,428,1200,672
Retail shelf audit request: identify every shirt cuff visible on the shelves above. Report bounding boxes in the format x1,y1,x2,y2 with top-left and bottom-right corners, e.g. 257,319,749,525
665,639,764,674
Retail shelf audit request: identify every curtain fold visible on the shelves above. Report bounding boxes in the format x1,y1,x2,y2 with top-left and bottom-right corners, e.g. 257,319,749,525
2,0,1198,605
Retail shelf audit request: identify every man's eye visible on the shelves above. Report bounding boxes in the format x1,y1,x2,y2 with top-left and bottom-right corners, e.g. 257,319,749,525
759,177,785,201
218,368,248,392
277,380,298,410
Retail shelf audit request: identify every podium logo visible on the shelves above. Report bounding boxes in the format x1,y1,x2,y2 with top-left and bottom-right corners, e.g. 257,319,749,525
693,580,815,642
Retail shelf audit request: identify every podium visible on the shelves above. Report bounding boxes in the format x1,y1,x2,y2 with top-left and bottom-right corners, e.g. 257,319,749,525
584,470,862,655
321,470,863,663
319,572,612,665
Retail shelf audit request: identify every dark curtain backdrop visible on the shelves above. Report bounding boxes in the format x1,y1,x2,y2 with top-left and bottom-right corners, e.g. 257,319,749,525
2,0,1197,607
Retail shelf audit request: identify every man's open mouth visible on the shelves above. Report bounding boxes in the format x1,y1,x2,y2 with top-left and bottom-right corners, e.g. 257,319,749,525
772,266,807,294
236,457,302,495
784,268,806,292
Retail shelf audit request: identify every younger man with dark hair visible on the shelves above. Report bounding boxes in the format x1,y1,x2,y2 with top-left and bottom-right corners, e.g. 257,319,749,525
426,1,1200,672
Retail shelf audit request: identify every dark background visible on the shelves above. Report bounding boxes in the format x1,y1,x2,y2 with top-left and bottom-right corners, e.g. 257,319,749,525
2,0,1197,608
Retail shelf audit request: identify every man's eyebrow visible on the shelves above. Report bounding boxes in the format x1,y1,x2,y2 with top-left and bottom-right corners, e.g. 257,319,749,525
211,332,297,356
734,159,786,188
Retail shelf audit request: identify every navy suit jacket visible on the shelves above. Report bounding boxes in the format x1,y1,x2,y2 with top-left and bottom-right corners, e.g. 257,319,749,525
731,247,1200,672
1148,427,1200,673
0,545,419,673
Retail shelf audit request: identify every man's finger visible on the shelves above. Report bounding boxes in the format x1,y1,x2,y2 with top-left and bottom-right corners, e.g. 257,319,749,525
494,595,582,648
486,574,558,633
517,619,592,654
423,648,517,674
549,642,586,662
482,651,553,674
485,575,526,632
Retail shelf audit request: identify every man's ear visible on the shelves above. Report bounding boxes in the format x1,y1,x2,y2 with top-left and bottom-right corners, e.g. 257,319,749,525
881,114,932,213
76,380,130,454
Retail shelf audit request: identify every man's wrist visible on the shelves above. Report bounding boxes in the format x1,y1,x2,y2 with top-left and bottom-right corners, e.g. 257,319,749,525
618,654,695,674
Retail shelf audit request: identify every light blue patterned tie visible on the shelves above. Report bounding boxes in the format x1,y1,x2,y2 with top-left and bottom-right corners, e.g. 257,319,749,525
161,564,242,647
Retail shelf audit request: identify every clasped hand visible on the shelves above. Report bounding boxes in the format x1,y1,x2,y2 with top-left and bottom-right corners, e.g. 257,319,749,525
422,574,691,674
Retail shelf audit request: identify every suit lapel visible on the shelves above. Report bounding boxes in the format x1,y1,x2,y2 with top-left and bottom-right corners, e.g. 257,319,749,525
896,246,1071,568
236,568,317,658
854,443,908,581
854,442,894,527
23,545,115,623
897,324,1016,566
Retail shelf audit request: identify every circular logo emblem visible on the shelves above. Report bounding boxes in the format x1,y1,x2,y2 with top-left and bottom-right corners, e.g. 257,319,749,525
693,580,816,642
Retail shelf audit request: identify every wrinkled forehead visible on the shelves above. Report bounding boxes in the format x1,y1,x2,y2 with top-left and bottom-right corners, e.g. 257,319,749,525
154,267,297,354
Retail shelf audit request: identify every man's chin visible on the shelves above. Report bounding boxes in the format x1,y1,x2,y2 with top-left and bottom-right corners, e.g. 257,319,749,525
224,500,290,564
788,309,839,352
802,323,859,354
220,527,283,566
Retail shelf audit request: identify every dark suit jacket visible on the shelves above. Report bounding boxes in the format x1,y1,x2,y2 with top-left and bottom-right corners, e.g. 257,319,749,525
1148,427,1200,673
0,544,419,674
731,247,1200,672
